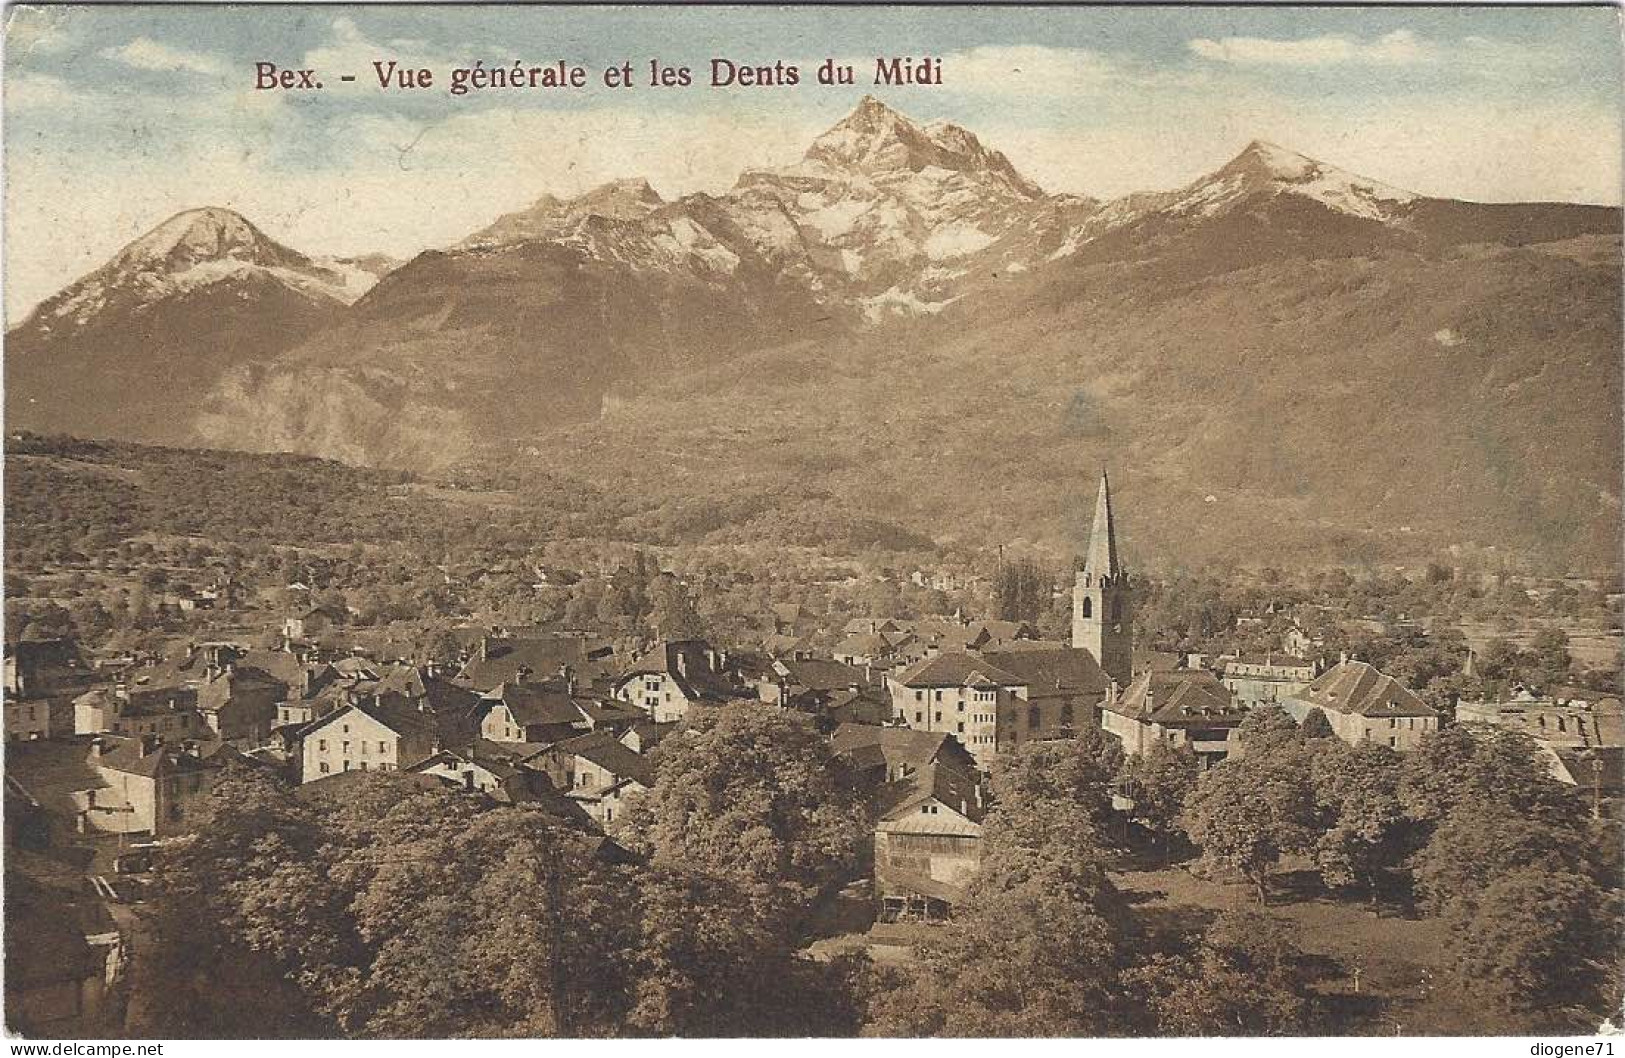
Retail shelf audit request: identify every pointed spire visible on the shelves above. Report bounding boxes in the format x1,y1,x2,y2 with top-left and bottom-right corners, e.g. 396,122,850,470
1084,471,1121,584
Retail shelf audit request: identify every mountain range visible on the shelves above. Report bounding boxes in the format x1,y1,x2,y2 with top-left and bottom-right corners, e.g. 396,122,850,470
6,96,1620,570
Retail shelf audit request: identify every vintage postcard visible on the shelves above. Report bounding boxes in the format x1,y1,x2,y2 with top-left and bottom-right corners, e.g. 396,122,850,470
2,2,1621,1043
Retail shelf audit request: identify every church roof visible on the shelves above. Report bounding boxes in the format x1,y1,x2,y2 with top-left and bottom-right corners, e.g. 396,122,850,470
1083,471,1121,583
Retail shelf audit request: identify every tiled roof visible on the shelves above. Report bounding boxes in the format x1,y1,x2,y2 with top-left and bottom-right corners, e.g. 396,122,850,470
1108,670,1246,725
458,635,614,692
1290,661,1438,719
980,646,1108,696
94,737,223,779
875,763,987,824
892,651,1023,689
549,730,655,788
1222,653,1315,672
483,682,583,728
831,722,971,773
777,658,866,692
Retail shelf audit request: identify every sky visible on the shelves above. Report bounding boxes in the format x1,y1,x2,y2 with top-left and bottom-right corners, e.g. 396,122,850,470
4,4,1622,319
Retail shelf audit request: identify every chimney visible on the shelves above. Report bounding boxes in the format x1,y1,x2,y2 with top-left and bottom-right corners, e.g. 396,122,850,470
515,665,531,685
140,733,160,755
462,768,476,791
675,651,687,677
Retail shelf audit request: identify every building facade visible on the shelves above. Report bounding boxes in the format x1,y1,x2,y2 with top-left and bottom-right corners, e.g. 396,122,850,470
1278,660,1440,750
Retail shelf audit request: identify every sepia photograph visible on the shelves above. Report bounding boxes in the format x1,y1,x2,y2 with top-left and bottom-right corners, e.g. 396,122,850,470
1,1,1621,1043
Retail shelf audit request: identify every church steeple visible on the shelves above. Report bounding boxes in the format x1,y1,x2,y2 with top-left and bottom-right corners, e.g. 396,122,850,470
1073,470,1133,686
1082,471,1121,586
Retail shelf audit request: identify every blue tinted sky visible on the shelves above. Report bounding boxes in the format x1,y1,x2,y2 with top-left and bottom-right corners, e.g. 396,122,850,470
5,4,1621,316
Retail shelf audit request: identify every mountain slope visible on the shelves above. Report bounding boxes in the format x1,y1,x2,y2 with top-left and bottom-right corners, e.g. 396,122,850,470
13,98,1621,570
532,232,1622,571
4,208,394,445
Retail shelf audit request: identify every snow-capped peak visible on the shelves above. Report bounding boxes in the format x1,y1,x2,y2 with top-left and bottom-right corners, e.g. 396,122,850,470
1178,139,1418,222
108,207,310,275
17,207,375,334
459,177,667,248
565,178,665,220
801,95,1041,196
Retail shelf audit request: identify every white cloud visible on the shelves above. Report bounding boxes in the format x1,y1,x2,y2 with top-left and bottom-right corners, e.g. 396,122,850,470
101,37,229,77
982,93,1620,208
4,72,75,109
1189,30,1434,67
3,104,827,319
302,16,464,82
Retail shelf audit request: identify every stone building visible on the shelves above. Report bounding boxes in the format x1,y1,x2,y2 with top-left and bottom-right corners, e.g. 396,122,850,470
1279,659,1440,750
1072,472,1133,688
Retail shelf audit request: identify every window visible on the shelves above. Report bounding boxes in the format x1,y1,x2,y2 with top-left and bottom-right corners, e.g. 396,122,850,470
1081,597,1093,619
1388,718,1396,729
319,762,330,774
1028,705,1041,729
379,741,387,753
605,808,614,822
957,702,965,712
934,690,943,702
359,761,368,771
1389,737,1397,748
360,741,368,755
343,724,349,734
318,739,327,751
342,760,351,771
914,711,923,723
915,690,923,702
343,741,350,753
957,722,965,733
934,711,942,722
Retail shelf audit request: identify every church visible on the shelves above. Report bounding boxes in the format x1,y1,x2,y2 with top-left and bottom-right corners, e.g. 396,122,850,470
1072,472,1134,688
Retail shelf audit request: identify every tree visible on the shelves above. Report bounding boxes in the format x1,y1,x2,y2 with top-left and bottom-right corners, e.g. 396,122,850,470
994,558,1049,625
991,731,1123,828
616,705,870,928
1298,707,1335,739
871,799,1133,1035
1126,911,1311,1034
1309,741,1408,896
1442,867,1620,1024
1412,797,1600,915
1530,626,1572,682
647,575,705,639
1399,725,1571,831
1476,637,1520,681
1117,738,1199,856
1181,710,1322,903
130,765,344,1037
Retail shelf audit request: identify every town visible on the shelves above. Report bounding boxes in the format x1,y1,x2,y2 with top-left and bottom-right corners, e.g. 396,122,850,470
5,445,1620,1038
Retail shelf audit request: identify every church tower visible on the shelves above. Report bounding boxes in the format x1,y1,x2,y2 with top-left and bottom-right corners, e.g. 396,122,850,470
1072,471,1133,687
